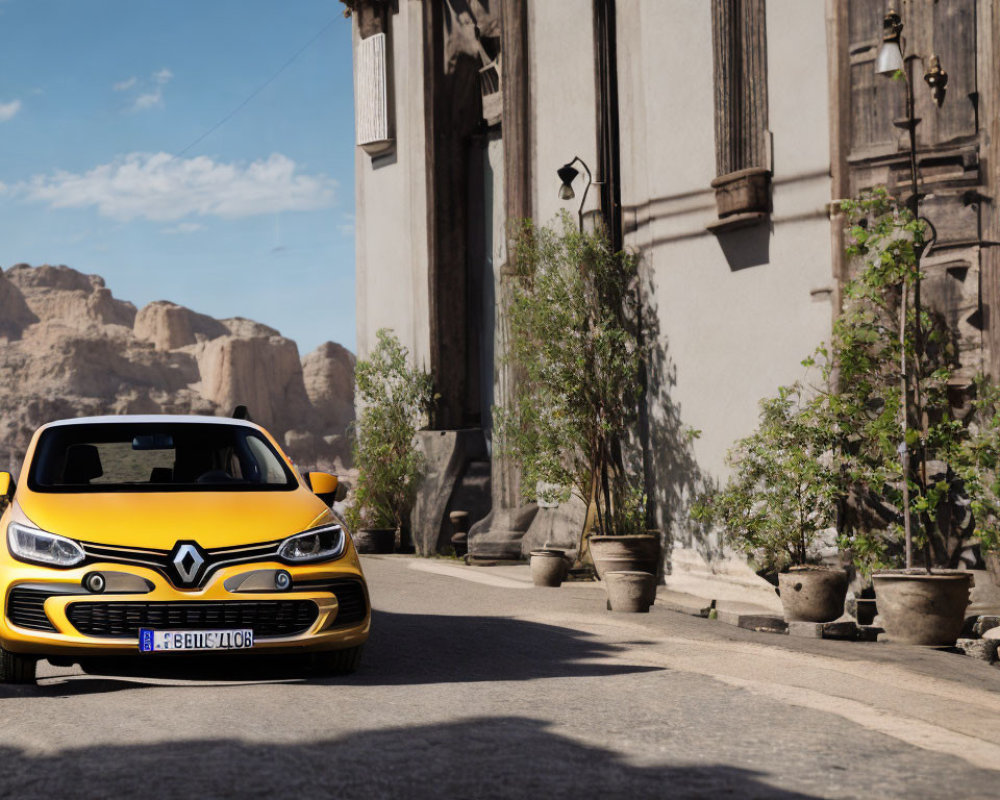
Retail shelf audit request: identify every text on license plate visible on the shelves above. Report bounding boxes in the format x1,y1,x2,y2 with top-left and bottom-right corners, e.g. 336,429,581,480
138,628,254,652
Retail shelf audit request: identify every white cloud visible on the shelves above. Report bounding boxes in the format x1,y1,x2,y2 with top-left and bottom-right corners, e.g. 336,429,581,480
162,221,205,235
132,90,163,110
337,213,355,237
0,100,22,122
115,69,172,111
16,152,336,222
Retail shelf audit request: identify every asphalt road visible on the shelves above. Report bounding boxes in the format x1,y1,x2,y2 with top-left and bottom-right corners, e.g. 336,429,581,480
1,555,999,799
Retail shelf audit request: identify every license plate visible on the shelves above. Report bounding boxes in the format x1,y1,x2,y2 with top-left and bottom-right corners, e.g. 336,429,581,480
138,628,254,653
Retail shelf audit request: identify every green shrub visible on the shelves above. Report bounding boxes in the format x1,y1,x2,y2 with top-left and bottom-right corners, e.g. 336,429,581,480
692,386,836,572
348,329,433,531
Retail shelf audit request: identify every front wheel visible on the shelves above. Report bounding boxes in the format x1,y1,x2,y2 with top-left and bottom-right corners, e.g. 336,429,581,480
313,645,363,676
0,645,37,684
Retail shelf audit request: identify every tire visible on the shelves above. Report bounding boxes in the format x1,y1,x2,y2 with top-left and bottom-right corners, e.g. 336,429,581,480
0,645,36,684
314,645,363,676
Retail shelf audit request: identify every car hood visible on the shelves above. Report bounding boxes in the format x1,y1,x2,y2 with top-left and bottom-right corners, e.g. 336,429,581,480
13,488,332,550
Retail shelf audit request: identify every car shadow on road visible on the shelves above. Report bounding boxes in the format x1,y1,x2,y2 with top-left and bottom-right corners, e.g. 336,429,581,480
9,610,661,694
342,610,663,685
0,716,820,799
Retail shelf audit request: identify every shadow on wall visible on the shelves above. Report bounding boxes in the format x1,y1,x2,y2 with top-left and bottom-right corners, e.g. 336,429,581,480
714,218,772,272
642,271,721,575
0,719,819,799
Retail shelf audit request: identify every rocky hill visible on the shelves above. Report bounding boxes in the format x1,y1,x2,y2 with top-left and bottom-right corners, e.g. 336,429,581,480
0,263,354,475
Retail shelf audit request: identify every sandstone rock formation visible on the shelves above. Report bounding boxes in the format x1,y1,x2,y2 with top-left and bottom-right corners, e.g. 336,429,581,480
0,263,354,475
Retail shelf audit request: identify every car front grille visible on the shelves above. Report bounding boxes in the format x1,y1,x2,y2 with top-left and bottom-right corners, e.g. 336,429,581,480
65,600,319,639
7,587,58,632
293,578,368,627
80,540,283,589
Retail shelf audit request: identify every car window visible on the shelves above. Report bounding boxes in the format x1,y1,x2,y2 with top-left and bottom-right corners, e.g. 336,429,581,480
88,442,176,485
245,436,287,484
28,422,297,493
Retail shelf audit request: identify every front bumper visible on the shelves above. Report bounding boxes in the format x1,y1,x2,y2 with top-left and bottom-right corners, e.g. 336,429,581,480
0,558,370,657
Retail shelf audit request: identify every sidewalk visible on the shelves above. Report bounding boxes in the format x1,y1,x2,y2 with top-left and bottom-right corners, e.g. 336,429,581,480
420,556,1000,648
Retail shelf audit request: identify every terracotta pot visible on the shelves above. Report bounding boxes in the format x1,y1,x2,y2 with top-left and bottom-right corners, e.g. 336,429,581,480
604,571,656,612
778,567,848,623
589,534,661,580
353,528,396,555
984,550,1000,588
872,570,973,646
530,550,566,587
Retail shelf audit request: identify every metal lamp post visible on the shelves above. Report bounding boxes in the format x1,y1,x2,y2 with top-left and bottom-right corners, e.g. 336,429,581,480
875,7,947,569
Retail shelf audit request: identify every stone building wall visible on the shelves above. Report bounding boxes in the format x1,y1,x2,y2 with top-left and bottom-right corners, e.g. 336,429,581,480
346,1,999,595
353,0,432,370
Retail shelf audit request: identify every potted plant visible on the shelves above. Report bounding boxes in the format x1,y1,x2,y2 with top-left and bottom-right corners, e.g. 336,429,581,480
500,214,656,594
693,387,847,623
346,328,433,554
822,191,1000,643
953,377,1000,589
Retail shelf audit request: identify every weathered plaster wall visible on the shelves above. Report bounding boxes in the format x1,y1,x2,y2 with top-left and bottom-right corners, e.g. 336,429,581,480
354,0,432,368
614,0,835,572
527,0,599,228
513,0,835,580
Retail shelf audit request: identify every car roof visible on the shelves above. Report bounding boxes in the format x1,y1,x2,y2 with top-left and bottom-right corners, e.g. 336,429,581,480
39,414,263,432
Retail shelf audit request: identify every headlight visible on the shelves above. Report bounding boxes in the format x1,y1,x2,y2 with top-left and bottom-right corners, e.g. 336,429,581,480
7,522,85,568
277,524,345,563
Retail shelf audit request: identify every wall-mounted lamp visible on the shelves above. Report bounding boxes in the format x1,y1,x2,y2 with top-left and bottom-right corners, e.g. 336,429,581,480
923,54,948,108
557,157,592,231
875,6,948,108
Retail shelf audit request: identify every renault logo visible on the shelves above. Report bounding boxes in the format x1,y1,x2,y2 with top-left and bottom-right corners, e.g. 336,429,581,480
169,542,206,586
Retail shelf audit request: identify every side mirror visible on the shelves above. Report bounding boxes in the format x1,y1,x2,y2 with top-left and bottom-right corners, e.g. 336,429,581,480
307,472,339,506
0,472,13,507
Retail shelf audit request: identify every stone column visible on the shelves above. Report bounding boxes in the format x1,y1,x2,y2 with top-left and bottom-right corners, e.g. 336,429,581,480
468,0,539,558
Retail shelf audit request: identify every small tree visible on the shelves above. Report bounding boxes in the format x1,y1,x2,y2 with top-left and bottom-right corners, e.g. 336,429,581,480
500,213,647,538
692,385,837,572
348,329,433,532
816,189,1000,572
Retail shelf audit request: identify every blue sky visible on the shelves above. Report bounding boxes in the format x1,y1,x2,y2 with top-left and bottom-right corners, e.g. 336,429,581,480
0,0,356,354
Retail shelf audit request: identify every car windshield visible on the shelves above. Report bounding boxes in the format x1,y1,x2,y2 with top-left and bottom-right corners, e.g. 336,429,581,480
28,422,297,493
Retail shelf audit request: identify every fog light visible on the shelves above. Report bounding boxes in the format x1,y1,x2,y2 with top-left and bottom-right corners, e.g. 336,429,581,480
84,572,106,593
274,570,292,591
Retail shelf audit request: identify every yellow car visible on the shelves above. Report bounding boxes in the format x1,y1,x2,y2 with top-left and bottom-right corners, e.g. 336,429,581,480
0,414,370,684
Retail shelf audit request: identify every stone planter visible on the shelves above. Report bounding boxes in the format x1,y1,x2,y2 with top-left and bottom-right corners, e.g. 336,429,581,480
604,571,656,613
872,569,973,646
777,567,848,623
711,167,771,218
530,549,567,587
984,550,1000,588
589,534,660,580
353,528,396,555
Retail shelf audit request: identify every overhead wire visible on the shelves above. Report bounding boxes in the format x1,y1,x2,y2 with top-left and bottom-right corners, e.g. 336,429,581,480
174,14,342,159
